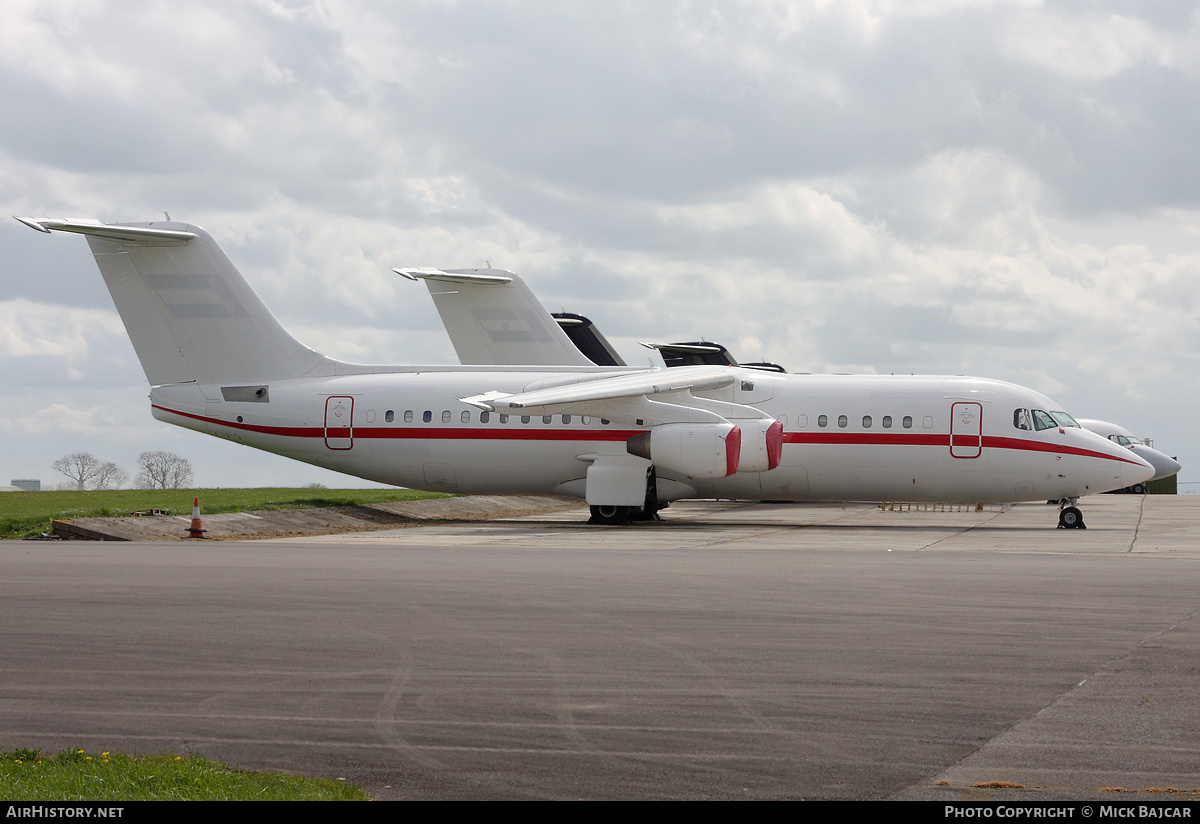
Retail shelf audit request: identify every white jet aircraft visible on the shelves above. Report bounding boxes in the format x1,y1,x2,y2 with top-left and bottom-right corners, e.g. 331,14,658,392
398,261,1159,527
1075,419,1181,492
19,217,1153,529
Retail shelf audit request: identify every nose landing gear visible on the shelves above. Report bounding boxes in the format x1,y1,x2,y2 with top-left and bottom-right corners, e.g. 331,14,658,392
1057,499,1086,529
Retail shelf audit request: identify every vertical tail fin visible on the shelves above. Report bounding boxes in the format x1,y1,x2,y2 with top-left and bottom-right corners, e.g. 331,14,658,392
394,267,598,367
17,218,333,385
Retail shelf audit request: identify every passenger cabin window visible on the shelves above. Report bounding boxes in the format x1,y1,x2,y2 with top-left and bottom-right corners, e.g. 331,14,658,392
923,416,933,429
838,415,848,428
581,416,591,424
818,415,828,428
797,414,808,428
882,416,892,428
903,416,913,429
442,410,452,423
404,410,413,423
461,411,471,423
366,410,376,423
500,414,509,423
543,415,552,424
385,410,395,423
521,415,531,424
423,411,432,423
562,415,571,424
862,415,872,428
480,411,490,423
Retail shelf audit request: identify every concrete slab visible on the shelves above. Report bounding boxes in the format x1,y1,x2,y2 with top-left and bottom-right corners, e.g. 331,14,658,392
51,494,586,541
3,494,1199,800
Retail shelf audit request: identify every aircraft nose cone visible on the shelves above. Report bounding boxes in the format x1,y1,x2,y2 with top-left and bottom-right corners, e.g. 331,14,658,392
1132,446,1182,482
1122,449,1156,485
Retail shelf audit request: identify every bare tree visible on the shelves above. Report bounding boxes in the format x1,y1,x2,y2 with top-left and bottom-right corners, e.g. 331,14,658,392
94,461,129,490
136,451,194,489
51,452,103,491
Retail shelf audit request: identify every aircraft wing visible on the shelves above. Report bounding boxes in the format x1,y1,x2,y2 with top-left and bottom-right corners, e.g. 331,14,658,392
460,367,747,428
464,367,734,410
394,267,596,367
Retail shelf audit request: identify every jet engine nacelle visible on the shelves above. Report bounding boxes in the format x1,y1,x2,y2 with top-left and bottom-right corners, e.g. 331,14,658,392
627,422,740,479
736,418,784,474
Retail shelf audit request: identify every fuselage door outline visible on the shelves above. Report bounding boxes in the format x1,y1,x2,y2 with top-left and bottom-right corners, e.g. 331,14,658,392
950,401,982,459
325,395,354,450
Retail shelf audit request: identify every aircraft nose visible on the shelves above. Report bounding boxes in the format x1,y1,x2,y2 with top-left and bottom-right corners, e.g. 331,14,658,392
1120,449,1156,485
1132,446,1182,482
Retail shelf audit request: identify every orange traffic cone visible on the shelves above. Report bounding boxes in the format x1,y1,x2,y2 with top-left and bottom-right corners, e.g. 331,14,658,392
187,496,207,539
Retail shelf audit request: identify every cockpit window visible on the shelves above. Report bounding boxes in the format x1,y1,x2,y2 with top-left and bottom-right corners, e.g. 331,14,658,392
1031,410,1058,431
1013,409,1032,431
1049,411,1080,428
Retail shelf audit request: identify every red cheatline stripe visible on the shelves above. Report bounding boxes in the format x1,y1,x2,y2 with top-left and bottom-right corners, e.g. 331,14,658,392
781,430,1141,465
783,432,946,447
153,405,1144,465
153,405,638,442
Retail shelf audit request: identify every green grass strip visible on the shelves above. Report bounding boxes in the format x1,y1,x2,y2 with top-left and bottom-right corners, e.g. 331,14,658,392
0,487,450,540
1,748,369,801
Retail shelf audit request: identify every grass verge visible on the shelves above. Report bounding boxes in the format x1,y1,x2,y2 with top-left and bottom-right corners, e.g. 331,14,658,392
1,748,369,801
0,488,450,540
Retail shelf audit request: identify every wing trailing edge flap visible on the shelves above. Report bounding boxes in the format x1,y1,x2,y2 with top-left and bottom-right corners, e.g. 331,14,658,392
14,217,196,245
461,367,779,428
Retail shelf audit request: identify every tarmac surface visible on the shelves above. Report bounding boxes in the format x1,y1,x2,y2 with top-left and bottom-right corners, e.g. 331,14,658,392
2,494,1199,800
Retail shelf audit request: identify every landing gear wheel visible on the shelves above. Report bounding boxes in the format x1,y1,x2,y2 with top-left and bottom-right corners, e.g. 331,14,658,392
1131,483,1148,495
589,504,631,525
1057,506,1086,529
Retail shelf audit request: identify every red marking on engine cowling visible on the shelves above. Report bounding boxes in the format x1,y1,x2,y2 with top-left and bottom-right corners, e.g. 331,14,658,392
766,419,784,470
725,425,742,477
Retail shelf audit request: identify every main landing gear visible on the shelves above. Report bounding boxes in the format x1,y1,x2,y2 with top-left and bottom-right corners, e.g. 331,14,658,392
588,468,664,525
1057,498,1086,529
589,504,633,525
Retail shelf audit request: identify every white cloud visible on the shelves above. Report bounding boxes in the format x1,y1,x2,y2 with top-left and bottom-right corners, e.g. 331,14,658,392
0,299,124,362
1,1,1198,485
998,11,1161,81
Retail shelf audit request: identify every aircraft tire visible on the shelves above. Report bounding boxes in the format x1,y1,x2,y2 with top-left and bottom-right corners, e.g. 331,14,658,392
1131,483,1148,495
1058,506,1086,529
590,504,631,525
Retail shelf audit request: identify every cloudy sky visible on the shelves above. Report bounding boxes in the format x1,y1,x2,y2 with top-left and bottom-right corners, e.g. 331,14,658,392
2,0,1197,491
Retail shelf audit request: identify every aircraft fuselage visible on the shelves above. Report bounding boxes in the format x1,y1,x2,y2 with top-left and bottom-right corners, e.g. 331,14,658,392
151,369,1146,504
